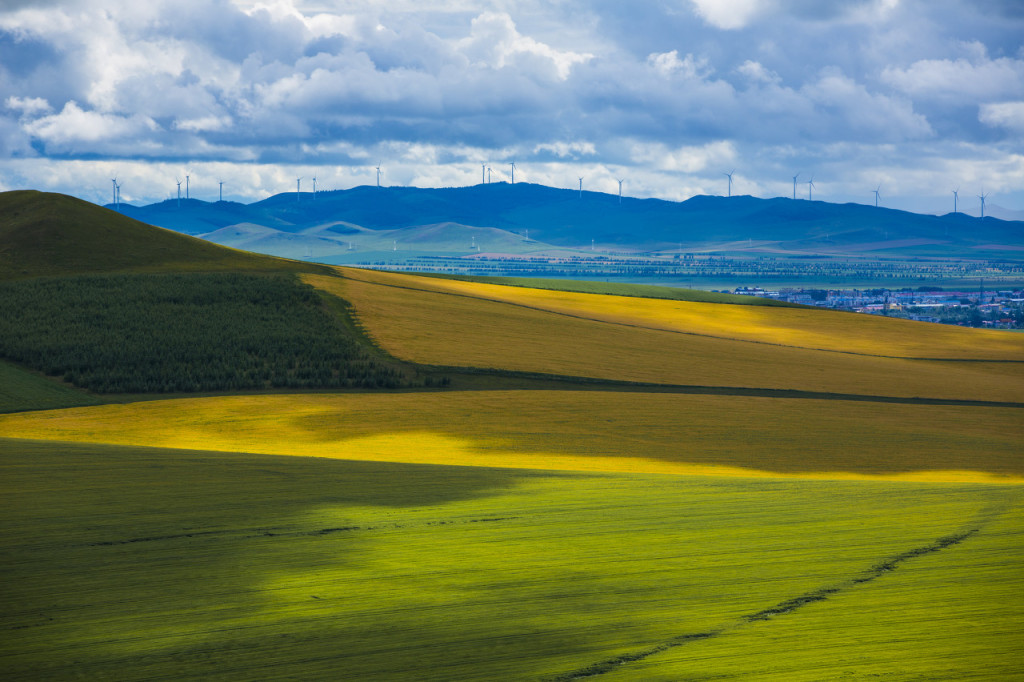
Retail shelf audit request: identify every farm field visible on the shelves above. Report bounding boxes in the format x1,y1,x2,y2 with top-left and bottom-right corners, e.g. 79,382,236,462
1,391,1022,480
309,270,1024,403
2,196,1023,680
1,437,1021,681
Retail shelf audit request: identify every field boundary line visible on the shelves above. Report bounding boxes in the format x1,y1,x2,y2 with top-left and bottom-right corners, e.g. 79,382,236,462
427,366,1024,408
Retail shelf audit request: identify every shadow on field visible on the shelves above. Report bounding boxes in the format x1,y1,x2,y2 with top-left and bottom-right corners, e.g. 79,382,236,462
1,437,555,678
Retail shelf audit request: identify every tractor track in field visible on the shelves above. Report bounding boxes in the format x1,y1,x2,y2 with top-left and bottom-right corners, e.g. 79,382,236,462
339,272,1024,364
78,517,522,547
550,524,985,680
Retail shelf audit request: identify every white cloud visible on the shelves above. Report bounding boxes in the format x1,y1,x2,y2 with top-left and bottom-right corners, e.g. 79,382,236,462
456,12,592,80
24,101,159,145
736,60,780,84
688,0,765,30
5,96,52,118
979,101,1024,134
647,50,711,79
881,49,1024,102
630,140,737,173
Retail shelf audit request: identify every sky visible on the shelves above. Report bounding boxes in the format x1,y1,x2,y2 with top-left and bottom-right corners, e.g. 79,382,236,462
1,0,1023,216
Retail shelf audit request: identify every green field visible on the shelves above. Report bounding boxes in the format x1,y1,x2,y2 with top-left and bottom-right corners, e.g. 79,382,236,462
2,193,1023,680
2,438,1021,681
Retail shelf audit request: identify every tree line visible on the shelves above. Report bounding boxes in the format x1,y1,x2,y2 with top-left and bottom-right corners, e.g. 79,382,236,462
0,272,415,393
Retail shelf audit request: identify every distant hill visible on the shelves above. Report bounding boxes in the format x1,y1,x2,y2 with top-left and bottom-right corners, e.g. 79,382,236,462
111,183,1024,259
0,190,319,280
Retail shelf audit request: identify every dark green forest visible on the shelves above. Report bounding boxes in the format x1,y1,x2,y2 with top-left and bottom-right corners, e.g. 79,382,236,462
0,273,412,393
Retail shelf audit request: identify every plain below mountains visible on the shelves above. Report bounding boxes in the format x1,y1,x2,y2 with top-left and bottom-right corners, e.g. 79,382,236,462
104,182,1024,261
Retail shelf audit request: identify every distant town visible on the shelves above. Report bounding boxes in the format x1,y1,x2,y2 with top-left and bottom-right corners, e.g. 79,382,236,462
731,286,1024,329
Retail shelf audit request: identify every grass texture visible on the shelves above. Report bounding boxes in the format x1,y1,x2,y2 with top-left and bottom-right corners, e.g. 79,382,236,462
0,190,316,280
0,360,99,413
1,437,1021,681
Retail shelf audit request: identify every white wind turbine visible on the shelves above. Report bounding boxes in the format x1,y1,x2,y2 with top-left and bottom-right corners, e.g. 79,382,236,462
376,162,382,188
579,176,583,198
724,169,734,197
807,176,815,201
296,177,302,202
792,173,799,200
978,191,988,219
509,161,516,184
873,185,881,208
617,178,624,204
176,178,182,207
952,187,959,213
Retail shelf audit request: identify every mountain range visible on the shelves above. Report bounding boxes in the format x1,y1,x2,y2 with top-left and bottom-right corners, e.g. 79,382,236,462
106,182,1023,261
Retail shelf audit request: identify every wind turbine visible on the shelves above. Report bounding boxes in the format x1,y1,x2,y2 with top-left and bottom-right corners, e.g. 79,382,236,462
312,175,317,199
218,180,224,203
482,164,486,185
617,178,624,204
978,191,988,219
486,166,491,183
111,178,117,207
376,162,382,188
952,187,959,213
873,185,881,208
509,161,516,184
296,177,301,202
807,176,815,201
115,182,122,210
724,169,734,197
579,176,583,198
185,174,190,200
792,173,799,200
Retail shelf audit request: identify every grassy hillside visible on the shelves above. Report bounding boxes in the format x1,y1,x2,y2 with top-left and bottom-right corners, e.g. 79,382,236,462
0,190,318,280
311,269,1024,402
1,437,1020,680
0,360,99,413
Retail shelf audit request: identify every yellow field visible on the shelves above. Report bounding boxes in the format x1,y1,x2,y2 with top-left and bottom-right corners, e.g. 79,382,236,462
306,270,1024,403
328,268,1024,360
2,391,1021,482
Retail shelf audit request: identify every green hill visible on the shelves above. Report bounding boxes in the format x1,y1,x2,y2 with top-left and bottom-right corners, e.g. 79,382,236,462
0,190,317,280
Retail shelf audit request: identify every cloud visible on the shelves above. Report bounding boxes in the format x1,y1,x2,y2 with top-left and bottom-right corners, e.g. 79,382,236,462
0,0,1020,211
5,95,52,117
24,101,158,147
647,50,711,79
881,48,1024,102
688,0,765,30
979,101,1024,134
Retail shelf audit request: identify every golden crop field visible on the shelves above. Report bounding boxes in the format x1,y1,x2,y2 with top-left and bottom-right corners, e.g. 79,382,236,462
1,391,1021,481
307,270,1024,403
330,267,1024,360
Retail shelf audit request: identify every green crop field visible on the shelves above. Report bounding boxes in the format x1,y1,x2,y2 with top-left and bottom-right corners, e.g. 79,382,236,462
2,193,1023,681
2,437,1021,681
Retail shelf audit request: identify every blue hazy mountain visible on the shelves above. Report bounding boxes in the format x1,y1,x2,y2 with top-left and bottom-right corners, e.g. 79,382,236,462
110,182,1023,257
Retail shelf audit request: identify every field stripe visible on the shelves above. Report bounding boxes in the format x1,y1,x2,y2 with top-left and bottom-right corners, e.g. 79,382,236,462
434,367,1024,408
551,525,985,680
336,270,1023,363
